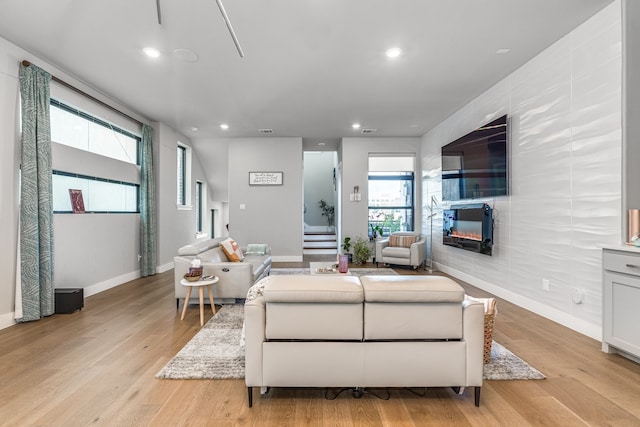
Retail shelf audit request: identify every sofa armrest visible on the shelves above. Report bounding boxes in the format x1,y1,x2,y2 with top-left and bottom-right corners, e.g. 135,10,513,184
462,300,484,387
245,296,266,387
409,238,427,267
376,238,389,261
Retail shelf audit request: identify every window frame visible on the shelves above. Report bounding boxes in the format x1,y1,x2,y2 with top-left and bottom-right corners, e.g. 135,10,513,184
50,98,141,165
367,172,415,236
52,170,140,214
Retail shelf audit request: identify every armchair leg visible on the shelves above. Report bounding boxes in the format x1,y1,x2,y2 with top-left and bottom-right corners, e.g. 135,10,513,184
474,387,481,407
248,387,253,408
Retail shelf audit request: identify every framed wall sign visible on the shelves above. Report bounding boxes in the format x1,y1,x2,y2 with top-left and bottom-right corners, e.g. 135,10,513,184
249,171,283,186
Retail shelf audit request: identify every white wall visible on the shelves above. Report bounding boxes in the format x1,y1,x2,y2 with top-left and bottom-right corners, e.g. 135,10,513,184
421,2,622,340
340,138,421,243
155,122,215,270
0,38,22,328
228,138,304,261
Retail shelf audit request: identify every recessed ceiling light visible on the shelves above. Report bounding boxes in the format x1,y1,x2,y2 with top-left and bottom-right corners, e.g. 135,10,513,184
496,48,511,54
191,127,199,132
318,142,326,146
385,47,402,59
143,47,161,58
220,124,229,130
173,48,199,63
352,123,361,129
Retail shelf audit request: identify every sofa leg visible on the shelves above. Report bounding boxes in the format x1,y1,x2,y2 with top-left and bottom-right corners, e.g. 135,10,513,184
248,387,253,408
176,298,180,310
474,387,481,407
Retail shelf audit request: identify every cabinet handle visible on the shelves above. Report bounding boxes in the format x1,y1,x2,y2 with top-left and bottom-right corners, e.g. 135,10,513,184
626,264,640,268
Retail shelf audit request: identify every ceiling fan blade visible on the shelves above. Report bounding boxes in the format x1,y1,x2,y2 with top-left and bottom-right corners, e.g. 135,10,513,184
156,0,162,25
215,0,245,58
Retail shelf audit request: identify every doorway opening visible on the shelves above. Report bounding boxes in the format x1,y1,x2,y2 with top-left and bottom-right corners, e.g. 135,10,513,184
303,151,338,256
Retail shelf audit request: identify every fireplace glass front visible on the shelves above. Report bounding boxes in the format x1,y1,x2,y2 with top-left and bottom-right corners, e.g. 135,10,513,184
443,203,493,255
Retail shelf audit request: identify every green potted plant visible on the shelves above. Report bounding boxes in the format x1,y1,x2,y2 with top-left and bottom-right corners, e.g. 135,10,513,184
370,224,383,240
318,199,335,231
342,236,352,262
352,236,372,265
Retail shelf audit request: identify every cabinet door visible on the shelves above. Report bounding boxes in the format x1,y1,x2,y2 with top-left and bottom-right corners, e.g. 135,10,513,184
603,271,640,356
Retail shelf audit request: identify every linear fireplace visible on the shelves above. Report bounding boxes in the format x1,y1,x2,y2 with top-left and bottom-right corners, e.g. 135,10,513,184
443,203,493,255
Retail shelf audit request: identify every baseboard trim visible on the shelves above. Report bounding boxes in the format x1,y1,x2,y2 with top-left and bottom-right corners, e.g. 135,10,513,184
84,270,141,298
272,255,304,262
437,263,602,341
0,312,16,330
157,261,174,274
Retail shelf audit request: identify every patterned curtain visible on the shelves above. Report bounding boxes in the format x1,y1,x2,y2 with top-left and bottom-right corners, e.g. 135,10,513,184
16,62,54,322
140,124,157,277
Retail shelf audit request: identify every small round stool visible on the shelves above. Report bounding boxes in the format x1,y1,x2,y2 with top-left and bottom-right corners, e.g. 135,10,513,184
180,276,220,326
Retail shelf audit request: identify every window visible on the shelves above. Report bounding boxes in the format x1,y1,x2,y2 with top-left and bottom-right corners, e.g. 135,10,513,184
52,171,139,213
49,98,141,214
368,155,415,237
195,181,203,233
50,99,139,164
177,145,187,205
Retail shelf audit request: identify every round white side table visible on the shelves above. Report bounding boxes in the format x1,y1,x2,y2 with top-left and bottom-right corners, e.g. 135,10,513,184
180,276,220,326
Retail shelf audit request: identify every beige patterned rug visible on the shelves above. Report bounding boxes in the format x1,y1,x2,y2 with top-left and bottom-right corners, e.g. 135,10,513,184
156,304,545,381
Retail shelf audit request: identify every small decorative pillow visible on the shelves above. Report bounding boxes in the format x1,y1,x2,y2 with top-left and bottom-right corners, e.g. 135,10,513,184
389,234,416,248
245,243,268,256
220,238,244,262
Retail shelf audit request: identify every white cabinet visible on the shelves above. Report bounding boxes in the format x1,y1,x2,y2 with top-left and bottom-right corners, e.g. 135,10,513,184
603,247,640,363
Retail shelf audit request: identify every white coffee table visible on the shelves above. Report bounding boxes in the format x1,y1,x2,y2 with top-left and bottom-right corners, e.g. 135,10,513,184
180,276,220,326
309,262,351,275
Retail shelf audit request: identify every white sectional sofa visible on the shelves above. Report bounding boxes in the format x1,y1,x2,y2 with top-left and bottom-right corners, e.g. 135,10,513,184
244,274,485,407
174,237,271,306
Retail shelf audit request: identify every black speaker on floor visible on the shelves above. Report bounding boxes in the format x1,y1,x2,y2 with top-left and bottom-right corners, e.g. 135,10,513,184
55,288,84,314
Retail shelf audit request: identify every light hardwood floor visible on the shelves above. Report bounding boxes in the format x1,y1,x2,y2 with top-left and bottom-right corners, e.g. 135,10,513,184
1,263,640,426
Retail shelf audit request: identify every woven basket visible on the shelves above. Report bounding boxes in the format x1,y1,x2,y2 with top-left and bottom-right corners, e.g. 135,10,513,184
483,312,496,364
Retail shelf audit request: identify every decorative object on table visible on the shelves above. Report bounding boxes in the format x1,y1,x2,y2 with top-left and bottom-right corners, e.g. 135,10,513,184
338,254,349,273
248,171,283,186
352,236,371,265
632,232,640,247
184,259,203,281
69,189,85,213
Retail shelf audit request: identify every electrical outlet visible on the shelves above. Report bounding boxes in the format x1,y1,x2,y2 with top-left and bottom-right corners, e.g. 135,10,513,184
542,279,550,291
572,288,585,304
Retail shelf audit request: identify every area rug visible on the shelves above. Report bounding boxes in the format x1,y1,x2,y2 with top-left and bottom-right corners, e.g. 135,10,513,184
156,304,545,381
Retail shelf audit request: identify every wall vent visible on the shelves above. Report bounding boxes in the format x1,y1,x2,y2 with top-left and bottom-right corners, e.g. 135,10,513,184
361,128,377,134
258,129,273,134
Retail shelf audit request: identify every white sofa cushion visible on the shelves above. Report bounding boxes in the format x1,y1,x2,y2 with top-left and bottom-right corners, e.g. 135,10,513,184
361,275,464,340
263,275,363,340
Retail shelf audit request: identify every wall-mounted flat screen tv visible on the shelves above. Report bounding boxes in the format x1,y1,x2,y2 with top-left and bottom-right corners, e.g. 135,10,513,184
441,115,508,201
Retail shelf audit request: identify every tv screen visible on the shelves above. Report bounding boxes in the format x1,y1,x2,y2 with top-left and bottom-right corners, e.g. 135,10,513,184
441,115,508,201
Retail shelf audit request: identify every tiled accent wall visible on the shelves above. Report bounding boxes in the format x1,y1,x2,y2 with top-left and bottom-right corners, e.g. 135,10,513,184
421,2,622,337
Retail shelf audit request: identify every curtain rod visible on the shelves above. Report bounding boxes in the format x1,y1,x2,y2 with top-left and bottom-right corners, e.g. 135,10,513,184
21,60,143,127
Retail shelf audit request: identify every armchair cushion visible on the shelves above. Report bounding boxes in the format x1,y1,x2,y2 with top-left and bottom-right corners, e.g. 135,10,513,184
389,234,416,248
220,237,245,262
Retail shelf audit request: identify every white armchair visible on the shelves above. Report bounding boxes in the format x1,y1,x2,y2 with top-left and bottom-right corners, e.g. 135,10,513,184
376,231,426,269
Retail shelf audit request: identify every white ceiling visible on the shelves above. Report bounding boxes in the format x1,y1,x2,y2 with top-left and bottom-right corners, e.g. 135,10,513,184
0,0,614,150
